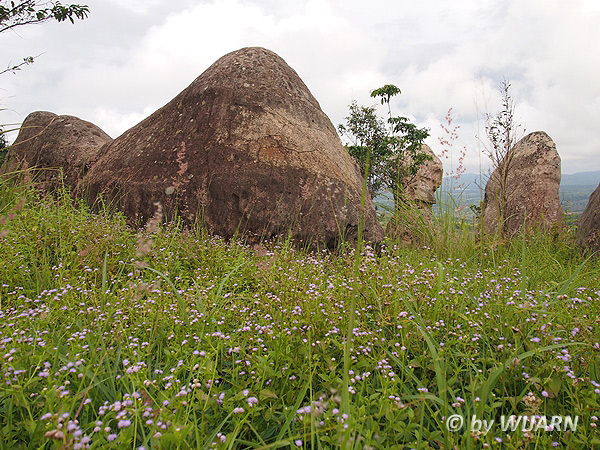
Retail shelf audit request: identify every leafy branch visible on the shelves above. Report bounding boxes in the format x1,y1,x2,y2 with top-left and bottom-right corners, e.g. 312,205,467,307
0,1,89,75
0,1,89,34
0,54,40,75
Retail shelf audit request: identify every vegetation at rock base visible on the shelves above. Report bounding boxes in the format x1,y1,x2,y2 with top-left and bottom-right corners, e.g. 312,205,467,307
0,173,599,449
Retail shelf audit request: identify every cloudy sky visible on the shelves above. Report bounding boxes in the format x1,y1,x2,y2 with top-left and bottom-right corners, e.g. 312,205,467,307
2,0,599,175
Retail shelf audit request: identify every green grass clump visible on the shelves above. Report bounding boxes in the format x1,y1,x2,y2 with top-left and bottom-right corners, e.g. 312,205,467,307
0,177,599,449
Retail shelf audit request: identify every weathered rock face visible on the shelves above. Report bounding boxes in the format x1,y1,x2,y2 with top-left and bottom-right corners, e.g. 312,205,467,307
385,144,443,242
1,111,112,191
482,131,563,236
576,183,600,252
402,144,443,208
78,47,383,247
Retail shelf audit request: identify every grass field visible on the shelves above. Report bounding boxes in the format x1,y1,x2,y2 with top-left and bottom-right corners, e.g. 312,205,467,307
0,175,599,449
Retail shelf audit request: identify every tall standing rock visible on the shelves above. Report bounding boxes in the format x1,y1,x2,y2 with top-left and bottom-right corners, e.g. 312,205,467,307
79,47,383,247
576,183,600,252
386,144,443,242
482,131,563,236
401,144,443,211
1,111,112,191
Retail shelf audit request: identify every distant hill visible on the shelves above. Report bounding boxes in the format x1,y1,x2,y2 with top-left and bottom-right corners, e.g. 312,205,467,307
561,170,600,186
374,170,600,217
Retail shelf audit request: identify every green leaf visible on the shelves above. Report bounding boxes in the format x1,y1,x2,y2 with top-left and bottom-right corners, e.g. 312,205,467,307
259,389,278,400
545,376,562,398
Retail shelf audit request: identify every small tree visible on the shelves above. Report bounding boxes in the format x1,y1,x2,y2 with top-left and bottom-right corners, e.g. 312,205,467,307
482,79,524,235
337,101,390,197
0,1,89,75
383,114,431,214
338,84,430,214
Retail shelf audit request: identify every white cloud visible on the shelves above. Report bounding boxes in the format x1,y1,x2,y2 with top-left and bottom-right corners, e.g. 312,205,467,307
2,0,599,174
103,0,168,15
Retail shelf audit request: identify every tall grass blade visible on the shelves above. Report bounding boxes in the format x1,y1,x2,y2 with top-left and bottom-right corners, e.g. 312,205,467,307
436,261,444,293
214,259,247,300
554,255,592,300
101,251,108,301
520,236,527,301
475,342,583,420
142,266,189,326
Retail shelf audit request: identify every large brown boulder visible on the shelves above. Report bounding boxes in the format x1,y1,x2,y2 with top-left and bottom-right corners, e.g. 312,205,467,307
78,47,383,248
1,111,112,191
576,183,600,253
482,131,563,236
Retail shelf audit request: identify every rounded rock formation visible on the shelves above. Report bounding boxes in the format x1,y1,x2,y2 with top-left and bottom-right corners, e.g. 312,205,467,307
385,144,443,243
402,144,443,208
78,47,383,248
576,183,600,253
482,131,563,236
1,111,112,191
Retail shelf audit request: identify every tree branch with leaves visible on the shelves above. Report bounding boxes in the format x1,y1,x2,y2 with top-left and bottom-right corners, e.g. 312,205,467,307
0,1,88,33
1,1,89,74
